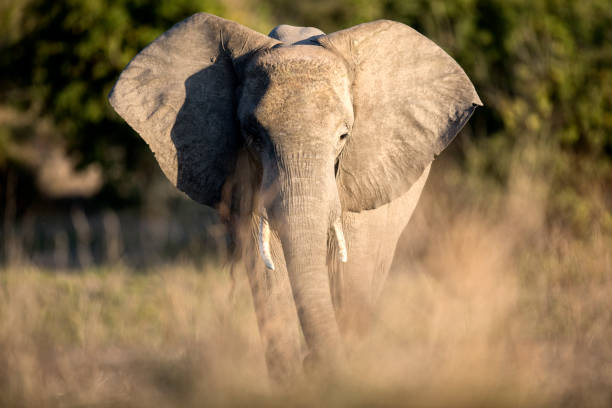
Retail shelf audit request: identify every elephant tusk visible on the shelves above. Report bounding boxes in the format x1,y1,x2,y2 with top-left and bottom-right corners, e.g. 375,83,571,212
333,219,348,263
258,217,275,270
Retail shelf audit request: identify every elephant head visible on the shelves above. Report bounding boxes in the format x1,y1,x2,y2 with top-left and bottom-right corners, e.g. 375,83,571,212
109,13,481,362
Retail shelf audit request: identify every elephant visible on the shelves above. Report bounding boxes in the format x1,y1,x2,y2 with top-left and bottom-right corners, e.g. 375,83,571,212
108,13,481,381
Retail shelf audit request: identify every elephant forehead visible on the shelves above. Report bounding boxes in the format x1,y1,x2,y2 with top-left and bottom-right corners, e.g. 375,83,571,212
241,46,352,127
253,45,348,76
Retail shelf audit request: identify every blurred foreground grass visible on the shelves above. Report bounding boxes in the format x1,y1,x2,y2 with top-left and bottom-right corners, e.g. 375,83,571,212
1,166,610,408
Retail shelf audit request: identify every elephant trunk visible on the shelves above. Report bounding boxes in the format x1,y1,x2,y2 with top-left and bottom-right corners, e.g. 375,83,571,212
264,161,345,363
279,200,343,361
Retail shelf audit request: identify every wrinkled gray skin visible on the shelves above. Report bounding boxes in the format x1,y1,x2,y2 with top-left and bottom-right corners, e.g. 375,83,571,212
108,13,481,381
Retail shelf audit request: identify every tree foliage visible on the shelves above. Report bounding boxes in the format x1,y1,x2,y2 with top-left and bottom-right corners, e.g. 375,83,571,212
1,0,610,230
1,0,227,205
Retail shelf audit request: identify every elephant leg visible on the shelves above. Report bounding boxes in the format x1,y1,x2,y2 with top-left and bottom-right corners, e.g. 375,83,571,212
243,221,303,382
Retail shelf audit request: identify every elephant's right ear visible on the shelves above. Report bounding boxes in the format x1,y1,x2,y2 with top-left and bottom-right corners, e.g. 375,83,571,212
318,21,481,212
109,13,279,207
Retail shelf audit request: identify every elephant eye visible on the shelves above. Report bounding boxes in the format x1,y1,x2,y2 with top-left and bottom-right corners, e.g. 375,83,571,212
245,132,261,148
244,130,265,151
243,119,265,150
340,133,348,140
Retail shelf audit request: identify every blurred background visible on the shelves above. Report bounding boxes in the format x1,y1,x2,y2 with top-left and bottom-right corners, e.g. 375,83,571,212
0,0,610,407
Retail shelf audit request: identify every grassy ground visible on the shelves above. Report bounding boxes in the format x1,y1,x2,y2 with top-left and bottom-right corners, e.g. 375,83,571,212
1,165,611,407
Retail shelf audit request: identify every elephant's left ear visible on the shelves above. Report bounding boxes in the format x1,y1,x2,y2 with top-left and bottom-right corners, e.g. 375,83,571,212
318,20,482,212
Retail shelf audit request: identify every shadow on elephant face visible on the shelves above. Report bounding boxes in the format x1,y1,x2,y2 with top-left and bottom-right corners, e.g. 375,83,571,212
171,47,243,208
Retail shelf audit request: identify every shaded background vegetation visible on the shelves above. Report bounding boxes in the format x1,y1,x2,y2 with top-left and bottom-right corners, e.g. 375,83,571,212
0,0,610,407
1,0,610,265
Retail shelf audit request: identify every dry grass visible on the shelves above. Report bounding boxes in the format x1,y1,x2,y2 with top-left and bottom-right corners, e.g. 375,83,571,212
1,167,611,407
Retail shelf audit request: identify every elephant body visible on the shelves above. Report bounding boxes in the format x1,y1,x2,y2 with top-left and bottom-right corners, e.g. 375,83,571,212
231,149,432,379
335,164,431,332
109,13,480,381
